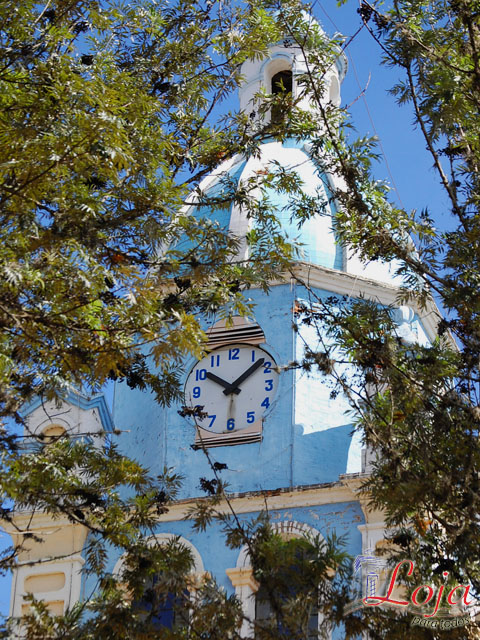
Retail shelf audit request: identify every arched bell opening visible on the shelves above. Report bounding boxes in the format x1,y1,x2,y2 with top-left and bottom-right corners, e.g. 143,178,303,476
271,69,293,95
270,68,293,125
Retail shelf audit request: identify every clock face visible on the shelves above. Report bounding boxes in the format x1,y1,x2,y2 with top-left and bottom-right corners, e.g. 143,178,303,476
184,344,279,433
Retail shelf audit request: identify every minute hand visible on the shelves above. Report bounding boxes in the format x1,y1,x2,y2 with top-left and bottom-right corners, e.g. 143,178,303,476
223,358,265,396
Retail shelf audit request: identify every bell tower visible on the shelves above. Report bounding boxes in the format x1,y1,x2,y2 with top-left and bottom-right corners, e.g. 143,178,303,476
238,24,346,120
5,13,439,639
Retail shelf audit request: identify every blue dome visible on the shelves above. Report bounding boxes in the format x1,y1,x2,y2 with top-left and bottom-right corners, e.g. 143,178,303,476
189,139,343,271
256,140,342,269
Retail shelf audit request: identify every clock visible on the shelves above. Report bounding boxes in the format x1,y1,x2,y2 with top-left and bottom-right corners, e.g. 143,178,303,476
184,344,279,434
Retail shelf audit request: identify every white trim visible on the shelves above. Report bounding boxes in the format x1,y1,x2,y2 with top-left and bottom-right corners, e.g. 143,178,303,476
112,533,204,579
290,262,443,343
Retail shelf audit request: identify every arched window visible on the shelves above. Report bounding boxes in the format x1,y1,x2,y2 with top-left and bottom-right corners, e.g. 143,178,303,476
227,521,331,639
270,69,293,125
253,536,320,639
113,535,205,634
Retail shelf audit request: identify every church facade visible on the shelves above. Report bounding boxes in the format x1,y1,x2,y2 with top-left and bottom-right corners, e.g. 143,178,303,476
7,20,437,639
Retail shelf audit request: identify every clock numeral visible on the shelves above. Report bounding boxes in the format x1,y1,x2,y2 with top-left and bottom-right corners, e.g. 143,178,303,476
247,411,255,424
228,348,239,361
265,379,273,391
261,397,270,409
251,350,256,362
208,415,216,428
195,368,207,381
193,386,201,399
263,361,272,374
227,418,235,431
211,354,220,367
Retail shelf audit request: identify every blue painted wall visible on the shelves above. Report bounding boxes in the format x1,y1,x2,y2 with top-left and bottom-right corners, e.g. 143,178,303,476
85,501,365,638
113,283,361,499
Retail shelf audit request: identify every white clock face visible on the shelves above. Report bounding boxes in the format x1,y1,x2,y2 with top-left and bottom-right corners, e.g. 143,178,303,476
184,344,279,433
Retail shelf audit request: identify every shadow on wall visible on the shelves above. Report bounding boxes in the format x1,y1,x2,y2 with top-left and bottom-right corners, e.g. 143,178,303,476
292,423,359,485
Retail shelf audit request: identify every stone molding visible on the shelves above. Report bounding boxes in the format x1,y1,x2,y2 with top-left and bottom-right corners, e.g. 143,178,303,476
225,568,259,592
3,512,89,620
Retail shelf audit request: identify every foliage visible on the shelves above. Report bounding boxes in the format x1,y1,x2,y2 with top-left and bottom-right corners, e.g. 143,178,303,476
284,0,480,635
251,531,351,640
188,473,366,640
0,0,303,420
4,0,480,636
0,0,361,638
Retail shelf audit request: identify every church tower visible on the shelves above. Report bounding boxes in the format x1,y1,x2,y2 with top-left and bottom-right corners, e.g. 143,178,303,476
108,23,432,638
7,17,437,639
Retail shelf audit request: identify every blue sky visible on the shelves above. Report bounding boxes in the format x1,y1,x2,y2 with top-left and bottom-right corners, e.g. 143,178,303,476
0,0,449,620
330,0,447,220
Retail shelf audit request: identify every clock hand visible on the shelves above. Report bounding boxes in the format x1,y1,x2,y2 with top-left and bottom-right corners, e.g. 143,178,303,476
223,358,265,396
205,371,241,395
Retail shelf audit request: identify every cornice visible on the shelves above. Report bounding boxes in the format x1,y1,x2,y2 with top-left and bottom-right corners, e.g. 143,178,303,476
4,479,363,530
284,262,443,343
2,512,88,535
157,479,361,522
292,262,400,301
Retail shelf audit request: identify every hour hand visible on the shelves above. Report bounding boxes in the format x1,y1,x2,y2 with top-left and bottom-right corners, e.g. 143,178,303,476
205,371,241,395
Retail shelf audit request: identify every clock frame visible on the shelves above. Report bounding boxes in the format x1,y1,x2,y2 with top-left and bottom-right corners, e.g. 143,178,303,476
184,343,279,434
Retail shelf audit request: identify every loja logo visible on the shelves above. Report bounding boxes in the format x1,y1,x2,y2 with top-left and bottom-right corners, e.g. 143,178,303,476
345,551,476,628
